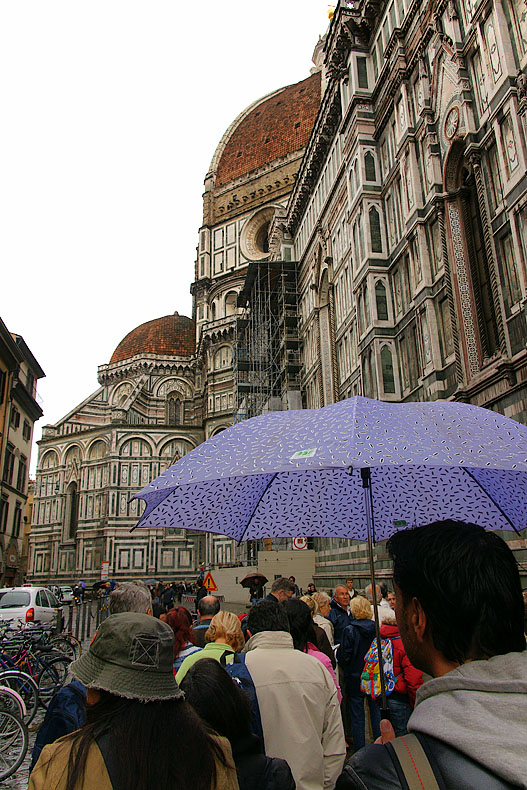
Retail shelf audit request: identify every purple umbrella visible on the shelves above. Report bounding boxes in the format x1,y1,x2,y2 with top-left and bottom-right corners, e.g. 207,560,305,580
133,397,527,540
133,397,527,713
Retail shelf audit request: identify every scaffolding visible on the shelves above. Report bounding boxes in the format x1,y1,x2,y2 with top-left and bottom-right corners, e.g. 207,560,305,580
234,260,302,422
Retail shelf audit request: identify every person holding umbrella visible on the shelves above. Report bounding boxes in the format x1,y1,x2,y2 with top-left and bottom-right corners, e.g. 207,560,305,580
336,522,527,789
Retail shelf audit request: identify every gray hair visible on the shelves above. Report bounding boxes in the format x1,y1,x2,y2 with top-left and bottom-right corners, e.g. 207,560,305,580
270,577,295,595
109,581,152,614
365,583,382,604
198,595,220,617
312,591,330,608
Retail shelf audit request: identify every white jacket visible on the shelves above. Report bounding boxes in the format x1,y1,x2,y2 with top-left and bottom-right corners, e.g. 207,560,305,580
244,630,346,790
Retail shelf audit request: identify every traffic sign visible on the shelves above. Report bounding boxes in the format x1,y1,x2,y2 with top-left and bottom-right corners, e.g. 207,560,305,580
203,571,218,591
292,537,308,550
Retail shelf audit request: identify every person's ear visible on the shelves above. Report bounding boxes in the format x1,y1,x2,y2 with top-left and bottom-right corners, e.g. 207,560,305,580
147,607,153,616
410,597,427,642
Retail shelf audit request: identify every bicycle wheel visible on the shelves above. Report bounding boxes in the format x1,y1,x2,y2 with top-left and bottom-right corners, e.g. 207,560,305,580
0,709,28,780
37,656,69,706
50,634,81,661
0,686,26,721
0,670,39,724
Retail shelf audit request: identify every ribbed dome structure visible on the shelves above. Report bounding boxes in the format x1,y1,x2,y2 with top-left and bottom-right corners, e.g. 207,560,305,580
215,72,321,187
110,313,195,364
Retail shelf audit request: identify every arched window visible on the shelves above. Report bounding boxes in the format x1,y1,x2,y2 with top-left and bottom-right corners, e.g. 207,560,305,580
369,207,382,253
225,291,237,316
88,441,106,460
381,346,396,393
214,346,232,369
167,397,182,425
375,281,388,320
365,152,376,181
211,302,216,321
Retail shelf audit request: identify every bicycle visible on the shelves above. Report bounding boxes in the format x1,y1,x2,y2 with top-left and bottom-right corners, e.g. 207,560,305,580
0,621,70,708
0,695,28,780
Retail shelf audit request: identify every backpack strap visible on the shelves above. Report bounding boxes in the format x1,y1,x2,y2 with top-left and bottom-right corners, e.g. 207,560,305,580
219,649,233,667
96,729,121,790
390,733,440,790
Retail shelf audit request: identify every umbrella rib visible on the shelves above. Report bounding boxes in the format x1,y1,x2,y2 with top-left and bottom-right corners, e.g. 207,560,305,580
462,468,522,536
237,473,278,546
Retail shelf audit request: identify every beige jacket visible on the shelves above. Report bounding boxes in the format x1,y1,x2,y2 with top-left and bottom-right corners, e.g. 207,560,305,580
244,630,346,790
28,731,239,790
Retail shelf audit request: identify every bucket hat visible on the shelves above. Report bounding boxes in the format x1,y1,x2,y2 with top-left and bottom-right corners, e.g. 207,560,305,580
70,612,184,701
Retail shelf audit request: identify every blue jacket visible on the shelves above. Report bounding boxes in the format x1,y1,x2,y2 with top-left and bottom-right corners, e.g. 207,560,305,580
337,618,377,694
329,598,353,644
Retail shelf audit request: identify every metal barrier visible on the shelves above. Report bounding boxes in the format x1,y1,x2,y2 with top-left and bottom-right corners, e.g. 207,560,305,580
64,598,110,641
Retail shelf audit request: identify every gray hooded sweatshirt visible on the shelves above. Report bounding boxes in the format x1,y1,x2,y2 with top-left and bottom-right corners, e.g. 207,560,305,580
408,651,527,788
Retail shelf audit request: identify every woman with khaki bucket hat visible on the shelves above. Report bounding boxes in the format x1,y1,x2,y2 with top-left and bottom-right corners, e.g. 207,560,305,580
29,612,239,790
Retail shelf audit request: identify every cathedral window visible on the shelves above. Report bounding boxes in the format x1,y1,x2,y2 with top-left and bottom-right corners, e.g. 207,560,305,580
369,206,382,253
357,57,368,89
214,346,232,369
499,232,522,310
375,281,389,320
428,219,442,278
372,47,379,81
471,49,488,117
66,482,78,541
486,141,504,214
381,346,396,393
362,348,377,398
167,397,182,425
500,114,519,177
225,291,237,316
365,152,376,182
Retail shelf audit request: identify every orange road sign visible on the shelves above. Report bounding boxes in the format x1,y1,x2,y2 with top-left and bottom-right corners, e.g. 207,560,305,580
203,571,218,592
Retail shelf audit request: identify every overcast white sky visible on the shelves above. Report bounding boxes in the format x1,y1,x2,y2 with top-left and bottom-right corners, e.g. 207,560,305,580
0,2,329,468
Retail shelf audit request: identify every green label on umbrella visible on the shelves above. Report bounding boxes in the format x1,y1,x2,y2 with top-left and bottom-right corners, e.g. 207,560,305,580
291,448,317,460
393,519,407,527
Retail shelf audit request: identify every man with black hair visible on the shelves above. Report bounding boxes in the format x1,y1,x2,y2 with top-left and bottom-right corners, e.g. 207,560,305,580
245,600,345,789
192,595,220,647
336,521,527,789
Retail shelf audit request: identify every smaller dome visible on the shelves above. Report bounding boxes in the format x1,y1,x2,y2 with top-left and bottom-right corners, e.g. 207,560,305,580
110,314,195,364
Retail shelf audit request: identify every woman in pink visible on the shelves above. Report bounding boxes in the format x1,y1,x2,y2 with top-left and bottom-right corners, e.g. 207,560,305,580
380,613,423,735
283,598,342,702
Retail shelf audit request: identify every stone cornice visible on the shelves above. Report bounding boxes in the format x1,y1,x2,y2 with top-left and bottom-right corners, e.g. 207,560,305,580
287,82,342,235
98,356,196,385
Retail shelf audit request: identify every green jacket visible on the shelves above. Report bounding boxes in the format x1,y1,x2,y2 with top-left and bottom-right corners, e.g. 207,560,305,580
176,641,235,683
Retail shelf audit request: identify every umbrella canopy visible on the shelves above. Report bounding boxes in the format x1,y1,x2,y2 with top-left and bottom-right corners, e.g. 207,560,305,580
133,397,527,540
240,572,269,588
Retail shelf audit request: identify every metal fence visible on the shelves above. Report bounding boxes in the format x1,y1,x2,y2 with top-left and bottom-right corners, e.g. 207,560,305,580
64,598,110,641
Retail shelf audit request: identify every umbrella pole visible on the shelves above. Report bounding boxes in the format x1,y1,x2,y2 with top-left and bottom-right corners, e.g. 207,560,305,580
360,467,390,722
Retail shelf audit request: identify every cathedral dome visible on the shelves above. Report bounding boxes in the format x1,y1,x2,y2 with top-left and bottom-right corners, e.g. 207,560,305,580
110,313,195,364
213,72,321,187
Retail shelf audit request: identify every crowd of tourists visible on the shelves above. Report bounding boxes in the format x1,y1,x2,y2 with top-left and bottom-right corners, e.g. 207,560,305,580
28,520,527,789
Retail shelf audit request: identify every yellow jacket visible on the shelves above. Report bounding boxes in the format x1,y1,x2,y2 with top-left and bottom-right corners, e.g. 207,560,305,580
29,731,239,790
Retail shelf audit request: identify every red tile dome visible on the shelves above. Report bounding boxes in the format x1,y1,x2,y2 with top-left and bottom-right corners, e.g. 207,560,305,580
110,313,195,364
215,72,321,187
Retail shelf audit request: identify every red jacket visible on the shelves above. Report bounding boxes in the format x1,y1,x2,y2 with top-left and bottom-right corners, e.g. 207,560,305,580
379,622,423,707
